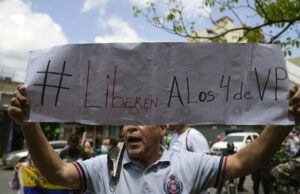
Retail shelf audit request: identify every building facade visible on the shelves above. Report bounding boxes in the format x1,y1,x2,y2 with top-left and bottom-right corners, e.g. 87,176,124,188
0,78,20,157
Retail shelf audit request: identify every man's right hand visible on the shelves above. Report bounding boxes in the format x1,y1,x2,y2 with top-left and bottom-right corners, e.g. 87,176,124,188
8,84,29,125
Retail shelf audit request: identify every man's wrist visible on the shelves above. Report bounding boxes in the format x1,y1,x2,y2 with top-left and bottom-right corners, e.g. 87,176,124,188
20,122,39,129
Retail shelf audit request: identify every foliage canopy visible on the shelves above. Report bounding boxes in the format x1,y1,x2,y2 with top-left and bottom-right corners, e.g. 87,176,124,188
133,0,300,56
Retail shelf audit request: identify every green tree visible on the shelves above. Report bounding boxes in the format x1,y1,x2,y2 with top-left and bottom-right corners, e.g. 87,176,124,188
133,0,300,56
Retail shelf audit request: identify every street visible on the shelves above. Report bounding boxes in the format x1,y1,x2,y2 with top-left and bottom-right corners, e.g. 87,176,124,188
0,167,15,194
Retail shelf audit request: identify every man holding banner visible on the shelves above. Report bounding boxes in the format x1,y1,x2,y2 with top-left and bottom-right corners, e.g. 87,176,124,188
7,42,300,193
8,83,300,194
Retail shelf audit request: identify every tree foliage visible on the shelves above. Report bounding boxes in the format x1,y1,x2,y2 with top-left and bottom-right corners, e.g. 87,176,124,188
133,0,300,56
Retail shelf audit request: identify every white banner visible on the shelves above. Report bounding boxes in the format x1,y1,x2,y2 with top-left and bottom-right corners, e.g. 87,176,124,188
24,43,293,125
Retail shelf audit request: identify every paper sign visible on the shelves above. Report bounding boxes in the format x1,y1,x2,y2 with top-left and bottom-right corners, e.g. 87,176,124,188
24,43,293,125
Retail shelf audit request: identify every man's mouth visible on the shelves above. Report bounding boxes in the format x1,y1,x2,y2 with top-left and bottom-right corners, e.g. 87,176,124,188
127,136,142,144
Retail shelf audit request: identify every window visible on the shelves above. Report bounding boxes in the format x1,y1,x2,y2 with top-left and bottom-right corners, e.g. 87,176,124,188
222,136,244,142
246,136,252,143
50,143,67,149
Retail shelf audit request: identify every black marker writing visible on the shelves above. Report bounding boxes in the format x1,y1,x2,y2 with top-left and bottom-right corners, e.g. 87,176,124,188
275,67,287,101
255,67,271,101
220,75,230,102
168,76,184,107
34,60,72,106
187,78,197,104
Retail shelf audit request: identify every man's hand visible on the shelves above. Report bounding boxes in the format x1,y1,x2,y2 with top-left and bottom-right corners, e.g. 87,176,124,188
14,162,22,172
8,84,29,125
289,83,300,125
12,162,22,182
7,84,81,190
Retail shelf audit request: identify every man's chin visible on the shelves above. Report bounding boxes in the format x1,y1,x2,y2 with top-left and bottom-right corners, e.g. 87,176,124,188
127,149,144,159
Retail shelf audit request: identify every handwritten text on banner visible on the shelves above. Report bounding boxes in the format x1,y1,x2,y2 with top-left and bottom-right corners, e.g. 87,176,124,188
24,43,293,125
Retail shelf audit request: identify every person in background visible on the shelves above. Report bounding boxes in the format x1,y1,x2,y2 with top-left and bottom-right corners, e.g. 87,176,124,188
102,136,119,151
291,130,300,144
251,161,272,194
9,156,35,194
83,140,93,157
10,163,27,193
217,136,223,141
54,127,61,140
271,156,300,192
59,134,89,162
289,131,300,157
44,125,54,140
168,125,209,153
237,174,247,192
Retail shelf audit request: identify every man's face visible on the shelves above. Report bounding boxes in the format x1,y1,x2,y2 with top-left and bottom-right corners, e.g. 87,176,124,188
123,125,166,160
102,139,112,150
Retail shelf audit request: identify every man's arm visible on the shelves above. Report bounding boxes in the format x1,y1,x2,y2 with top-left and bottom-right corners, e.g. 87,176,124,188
8,84,81,190
224,125,292,180
224,84,300,180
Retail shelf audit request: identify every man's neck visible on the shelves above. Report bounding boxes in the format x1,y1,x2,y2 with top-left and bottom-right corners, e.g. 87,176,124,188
133,148,163,168
176,125,189,135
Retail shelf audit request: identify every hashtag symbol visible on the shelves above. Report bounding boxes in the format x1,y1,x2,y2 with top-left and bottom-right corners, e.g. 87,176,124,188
34,60,72,106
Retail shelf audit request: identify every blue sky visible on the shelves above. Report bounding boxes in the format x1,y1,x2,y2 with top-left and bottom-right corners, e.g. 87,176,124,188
0,0,299,82
27,0,189,43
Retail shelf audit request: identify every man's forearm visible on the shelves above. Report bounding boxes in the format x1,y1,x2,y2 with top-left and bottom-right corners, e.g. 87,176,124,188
21,122,65,182
8,84,80,189
226,125,293,179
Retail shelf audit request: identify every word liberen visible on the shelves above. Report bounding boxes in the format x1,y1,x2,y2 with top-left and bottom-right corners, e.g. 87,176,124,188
84,61,159,110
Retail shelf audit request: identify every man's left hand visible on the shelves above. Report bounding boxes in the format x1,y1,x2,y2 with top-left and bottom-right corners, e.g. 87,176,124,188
289,83,300,125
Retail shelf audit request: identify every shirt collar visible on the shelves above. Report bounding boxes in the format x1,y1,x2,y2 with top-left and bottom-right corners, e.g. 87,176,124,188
122,147,171,167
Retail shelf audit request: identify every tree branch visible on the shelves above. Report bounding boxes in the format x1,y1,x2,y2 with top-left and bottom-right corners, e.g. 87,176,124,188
254,0,271,22
186,15,300,41
137,1,300,44
228,6,243,25
269,22,295,43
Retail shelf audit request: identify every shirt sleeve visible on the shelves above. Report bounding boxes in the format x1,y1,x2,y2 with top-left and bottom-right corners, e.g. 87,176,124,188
177,152,227,192
72,155,107,193
198,154,227,190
